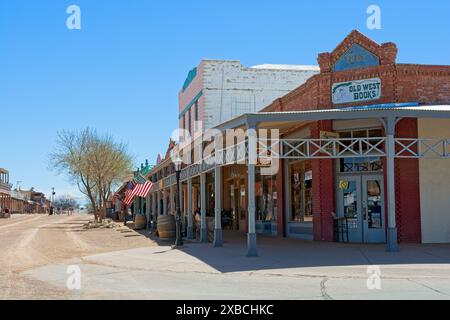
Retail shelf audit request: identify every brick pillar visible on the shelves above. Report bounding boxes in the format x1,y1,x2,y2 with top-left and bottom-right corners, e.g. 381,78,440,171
276,159,285,237
395,118,422,243
311,120,335,241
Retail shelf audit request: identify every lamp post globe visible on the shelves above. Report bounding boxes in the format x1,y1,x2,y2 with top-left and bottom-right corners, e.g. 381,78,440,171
173,155,184,247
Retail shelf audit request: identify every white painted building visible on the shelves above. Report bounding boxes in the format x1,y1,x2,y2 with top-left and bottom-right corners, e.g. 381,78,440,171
418,119,450,243
178,60,319,133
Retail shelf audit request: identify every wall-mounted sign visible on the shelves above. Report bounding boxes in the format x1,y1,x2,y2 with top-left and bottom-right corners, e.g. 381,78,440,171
256,158,272,167
339,180,349,190
334,44,380,72
332,78,381,105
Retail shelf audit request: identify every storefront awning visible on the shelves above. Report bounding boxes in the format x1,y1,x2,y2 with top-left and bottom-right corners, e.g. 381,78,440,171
215,104,450,131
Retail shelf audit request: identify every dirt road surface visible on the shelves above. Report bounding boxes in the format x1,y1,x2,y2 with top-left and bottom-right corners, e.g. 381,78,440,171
0,214,152,299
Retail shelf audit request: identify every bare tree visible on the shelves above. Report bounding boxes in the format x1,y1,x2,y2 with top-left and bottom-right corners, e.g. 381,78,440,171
53,194,80,211
50,128,133,222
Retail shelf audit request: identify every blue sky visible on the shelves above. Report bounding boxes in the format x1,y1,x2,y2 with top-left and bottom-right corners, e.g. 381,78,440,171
1,0,449,200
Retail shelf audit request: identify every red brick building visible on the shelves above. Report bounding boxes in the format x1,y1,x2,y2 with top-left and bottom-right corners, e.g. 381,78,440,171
256,30,450,246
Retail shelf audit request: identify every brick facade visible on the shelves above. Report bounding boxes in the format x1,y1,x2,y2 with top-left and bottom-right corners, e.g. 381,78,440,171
394,119,422,243
265,33,450,113
263,30,450,243
276,159,286,237
310,121,335,242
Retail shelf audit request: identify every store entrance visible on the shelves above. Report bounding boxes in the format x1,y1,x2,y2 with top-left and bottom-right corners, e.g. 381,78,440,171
337,174,386,243
227,179,246,232
231,187,240,231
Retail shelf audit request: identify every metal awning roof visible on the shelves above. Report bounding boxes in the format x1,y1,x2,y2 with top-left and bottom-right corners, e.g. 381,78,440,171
215,104,450,131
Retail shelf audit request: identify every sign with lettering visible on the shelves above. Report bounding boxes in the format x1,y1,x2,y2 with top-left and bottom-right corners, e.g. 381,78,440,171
334,44,380,72
332,78,381,105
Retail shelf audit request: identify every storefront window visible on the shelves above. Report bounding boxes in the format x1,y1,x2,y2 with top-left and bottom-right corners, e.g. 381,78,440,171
290,161,313,222
256,171,277,222
339,128,384,173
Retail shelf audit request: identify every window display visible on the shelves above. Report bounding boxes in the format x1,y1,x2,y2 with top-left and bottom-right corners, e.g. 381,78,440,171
289,161,313,222
255,171,277,222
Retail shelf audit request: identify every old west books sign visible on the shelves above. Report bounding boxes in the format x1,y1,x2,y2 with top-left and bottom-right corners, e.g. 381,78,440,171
332,78,381,105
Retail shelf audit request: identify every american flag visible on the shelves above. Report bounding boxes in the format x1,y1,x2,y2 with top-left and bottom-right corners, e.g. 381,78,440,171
124,181,135,206
124,181,153,206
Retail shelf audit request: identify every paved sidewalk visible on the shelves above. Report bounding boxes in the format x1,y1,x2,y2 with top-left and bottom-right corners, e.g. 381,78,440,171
23,231,450,299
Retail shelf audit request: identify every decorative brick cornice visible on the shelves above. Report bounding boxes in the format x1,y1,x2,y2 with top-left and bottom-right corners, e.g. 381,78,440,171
262,30,449,114
317,30,398,72
317,52,332,73
397,64,450,76
380,42,398,65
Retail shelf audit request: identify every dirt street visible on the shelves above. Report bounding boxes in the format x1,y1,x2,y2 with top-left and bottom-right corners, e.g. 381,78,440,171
0,214,154,299
2,214,450,300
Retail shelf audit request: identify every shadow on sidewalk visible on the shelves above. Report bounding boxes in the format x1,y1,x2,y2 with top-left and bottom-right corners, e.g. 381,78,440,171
145,230,450,273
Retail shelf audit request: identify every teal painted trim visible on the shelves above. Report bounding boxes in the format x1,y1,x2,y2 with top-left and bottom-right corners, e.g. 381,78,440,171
179,90,203,119
342,102,419,111
182,67,197,92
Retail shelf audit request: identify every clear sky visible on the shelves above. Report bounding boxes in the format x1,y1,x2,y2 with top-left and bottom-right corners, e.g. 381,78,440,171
1,0,449,200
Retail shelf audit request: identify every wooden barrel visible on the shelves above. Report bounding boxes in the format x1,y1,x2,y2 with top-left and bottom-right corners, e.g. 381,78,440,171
134,214,147,230
157,215,176,239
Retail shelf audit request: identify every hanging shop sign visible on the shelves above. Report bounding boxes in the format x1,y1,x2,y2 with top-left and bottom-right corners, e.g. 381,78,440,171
332,77,381,105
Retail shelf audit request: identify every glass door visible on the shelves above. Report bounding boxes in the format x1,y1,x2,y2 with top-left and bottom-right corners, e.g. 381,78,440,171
337,175,385,243
337,176,362,243
362,175,386,243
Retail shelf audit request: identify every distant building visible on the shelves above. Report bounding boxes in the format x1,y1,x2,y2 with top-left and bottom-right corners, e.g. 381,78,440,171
15,188,50,214
0,168,12,217
11,189,26,214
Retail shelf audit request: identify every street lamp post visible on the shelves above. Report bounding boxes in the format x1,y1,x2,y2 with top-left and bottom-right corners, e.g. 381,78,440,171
50,187,55,215
173,156,183,247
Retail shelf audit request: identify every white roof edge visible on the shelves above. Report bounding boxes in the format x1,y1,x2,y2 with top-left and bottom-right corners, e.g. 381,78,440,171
199,60,320,71
250,64,320,71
